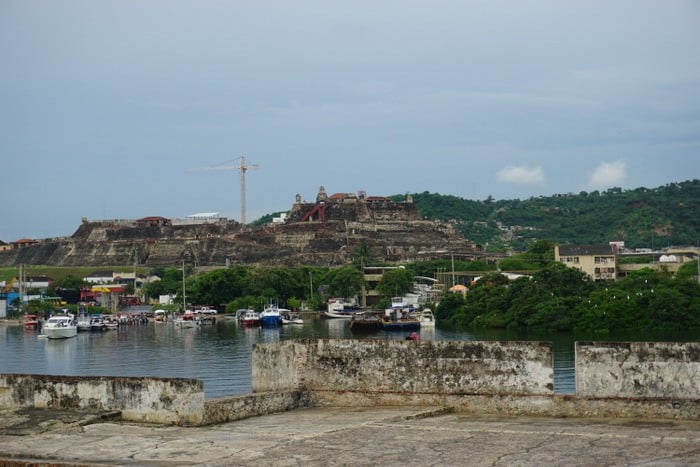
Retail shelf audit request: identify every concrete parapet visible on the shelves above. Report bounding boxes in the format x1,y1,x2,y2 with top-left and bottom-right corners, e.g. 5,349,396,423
309,391,699,420
575,342,700,399
253,339,554,396
0,374,204,425
202,390,311,425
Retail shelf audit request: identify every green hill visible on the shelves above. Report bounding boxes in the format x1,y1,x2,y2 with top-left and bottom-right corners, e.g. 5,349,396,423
392,180,700,252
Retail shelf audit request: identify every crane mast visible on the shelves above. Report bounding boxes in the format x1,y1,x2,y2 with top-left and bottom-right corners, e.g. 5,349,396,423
188,156,258,228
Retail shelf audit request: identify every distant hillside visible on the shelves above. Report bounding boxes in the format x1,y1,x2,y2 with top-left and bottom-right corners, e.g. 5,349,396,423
391,180,700,252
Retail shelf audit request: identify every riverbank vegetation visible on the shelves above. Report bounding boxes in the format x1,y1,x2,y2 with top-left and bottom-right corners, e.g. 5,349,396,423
435,260,700,334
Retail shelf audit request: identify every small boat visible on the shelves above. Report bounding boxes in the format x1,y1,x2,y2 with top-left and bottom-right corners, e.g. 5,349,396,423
44,315,77,339
22,314,40,330
324,298,362,319
175,310,197,328
240,309,261,327
281,312,304,325
76,314,92,332
154,309,167,322
89,314,107,331
348,311,382,333
418,308,436,328
260,305,285,326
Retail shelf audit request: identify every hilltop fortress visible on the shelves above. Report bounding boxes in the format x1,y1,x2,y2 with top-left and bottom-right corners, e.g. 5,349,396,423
0,187,480,268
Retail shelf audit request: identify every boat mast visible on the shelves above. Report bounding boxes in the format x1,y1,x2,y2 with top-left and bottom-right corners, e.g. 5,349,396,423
182,260,186,312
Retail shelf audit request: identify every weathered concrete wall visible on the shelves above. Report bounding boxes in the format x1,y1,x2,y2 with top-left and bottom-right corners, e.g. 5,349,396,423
253,339,554,396
202,390,311,425
310,392,700,420
576,342,700,399
0,374,204,425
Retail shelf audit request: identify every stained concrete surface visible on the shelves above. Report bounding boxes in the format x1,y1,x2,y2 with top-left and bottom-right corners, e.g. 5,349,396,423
0,406,699,466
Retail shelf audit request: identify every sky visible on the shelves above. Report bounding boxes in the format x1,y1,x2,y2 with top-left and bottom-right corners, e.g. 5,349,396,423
1,0,699,241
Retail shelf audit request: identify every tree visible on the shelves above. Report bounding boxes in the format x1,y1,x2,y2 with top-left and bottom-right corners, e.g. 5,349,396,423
376,267,413,297
325,266,365,299
53,274,86,304
352,240,374,268
190,267,249,306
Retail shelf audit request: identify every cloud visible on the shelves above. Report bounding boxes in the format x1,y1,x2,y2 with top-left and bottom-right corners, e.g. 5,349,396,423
586,161,627,190
497,166,545,185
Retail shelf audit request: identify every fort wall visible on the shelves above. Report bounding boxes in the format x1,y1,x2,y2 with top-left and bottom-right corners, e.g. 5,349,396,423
1,340,698,426
0,374,204,425
575,341,700,399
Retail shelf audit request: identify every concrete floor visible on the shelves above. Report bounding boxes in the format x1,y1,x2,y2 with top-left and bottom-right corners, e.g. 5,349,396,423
0,406,699,466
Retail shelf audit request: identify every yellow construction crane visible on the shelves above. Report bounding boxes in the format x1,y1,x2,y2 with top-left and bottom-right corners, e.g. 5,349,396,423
189,156,258,227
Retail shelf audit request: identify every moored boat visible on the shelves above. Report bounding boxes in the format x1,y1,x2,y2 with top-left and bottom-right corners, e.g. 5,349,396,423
348,311,382,333
76,314,92,332
281,311,304,325
324,298,362,319
382,302,420,331
260,305,285,326
175,310,197,328
418,308,436,328
380,316,420,332
240,309,261,327
22,314,40,330
44,315,77,339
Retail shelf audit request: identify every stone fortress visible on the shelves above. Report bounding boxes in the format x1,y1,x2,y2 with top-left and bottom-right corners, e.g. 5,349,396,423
0,186,481,268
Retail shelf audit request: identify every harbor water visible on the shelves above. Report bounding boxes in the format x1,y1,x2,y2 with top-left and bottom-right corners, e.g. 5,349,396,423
1,314,697,399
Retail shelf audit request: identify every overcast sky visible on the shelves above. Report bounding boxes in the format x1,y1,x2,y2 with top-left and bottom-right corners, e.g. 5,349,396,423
1,0,698,241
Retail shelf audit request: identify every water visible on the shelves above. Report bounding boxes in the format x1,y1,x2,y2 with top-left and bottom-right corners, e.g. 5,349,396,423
2,315,697,398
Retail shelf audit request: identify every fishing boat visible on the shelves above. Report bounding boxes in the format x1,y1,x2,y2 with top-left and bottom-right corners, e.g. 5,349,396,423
260,305,285,326
43,315,77,339
240,309,261,327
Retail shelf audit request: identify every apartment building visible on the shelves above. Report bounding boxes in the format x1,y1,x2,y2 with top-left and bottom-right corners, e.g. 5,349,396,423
555,244,617,281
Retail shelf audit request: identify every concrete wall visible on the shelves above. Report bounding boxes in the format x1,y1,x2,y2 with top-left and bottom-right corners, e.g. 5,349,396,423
253,339,554,396
203,390,311,425
576,342,700,399
0,374,205,425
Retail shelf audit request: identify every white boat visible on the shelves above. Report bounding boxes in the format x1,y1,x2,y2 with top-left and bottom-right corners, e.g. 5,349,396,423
175,311,197,328
76,315,92,332
44,315,77,339
281,312,304,325
324,298,362,319
418,308,436,328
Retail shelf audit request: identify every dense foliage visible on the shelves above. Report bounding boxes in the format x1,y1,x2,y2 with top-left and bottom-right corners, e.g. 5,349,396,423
403,180,700,251
436,262,700,334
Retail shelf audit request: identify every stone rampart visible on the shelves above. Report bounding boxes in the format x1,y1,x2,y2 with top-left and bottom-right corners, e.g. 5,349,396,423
252,339,554,396
575,341,700,399
0,374,204,425
2,340,699,426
